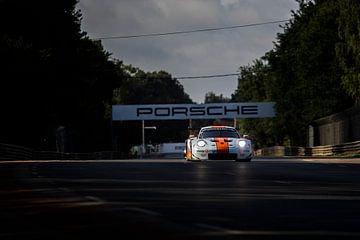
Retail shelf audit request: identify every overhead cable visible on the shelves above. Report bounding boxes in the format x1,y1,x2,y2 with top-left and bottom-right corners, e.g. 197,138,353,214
94,19,289,40
122,73,239,80
176,73,239,79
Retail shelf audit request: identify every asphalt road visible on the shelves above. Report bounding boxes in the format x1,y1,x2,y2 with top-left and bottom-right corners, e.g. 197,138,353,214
1,158,360,240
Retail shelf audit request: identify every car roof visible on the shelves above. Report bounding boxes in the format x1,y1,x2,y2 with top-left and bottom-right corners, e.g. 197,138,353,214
200,126,237,131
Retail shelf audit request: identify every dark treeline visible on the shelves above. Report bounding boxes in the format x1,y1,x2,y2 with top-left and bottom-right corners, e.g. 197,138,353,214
110,65,192,153
2,0,359,152
232,0,359,148
0,0,192,152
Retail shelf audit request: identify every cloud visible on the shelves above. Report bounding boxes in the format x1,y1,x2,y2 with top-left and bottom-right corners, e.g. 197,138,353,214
78,0,298,103
220,0,239,8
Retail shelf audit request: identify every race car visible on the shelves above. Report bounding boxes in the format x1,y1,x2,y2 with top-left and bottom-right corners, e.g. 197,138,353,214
185,126,252,161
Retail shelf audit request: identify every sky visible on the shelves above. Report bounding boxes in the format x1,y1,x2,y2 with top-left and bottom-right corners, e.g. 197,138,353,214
78,0,299,103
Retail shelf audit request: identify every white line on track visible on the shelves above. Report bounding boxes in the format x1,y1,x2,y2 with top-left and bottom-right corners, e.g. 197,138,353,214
195,223,360,237
124,207,162,216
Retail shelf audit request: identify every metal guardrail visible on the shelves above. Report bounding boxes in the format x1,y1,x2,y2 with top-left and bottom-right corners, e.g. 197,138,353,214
310,141,360,156
2,141,360,160
255,141,360,157
0,143,129,160
0,143,34,160
255,146,306,157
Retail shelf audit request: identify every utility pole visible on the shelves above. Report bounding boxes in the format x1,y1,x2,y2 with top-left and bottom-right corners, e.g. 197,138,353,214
141,120,145,159
189,119,192,136
141,120,156,159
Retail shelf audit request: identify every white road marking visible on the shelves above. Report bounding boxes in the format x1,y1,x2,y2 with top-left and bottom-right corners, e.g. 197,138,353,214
273,180,290,184
84,196,105,204
195,224,360,236
124,207,162,216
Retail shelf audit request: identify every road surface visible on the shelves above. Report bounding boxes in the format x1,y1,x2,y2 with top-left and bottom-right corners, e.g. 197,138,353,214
1,158,360,239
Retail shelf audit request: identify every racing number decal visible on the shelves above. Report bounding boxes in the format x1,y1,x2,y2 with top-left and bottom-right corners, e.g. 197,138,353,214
215,138,229,154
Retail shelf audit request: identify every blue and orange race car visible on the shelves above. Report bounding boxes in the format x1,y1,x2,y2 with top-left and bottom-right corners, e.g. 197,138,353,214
185,126,252,161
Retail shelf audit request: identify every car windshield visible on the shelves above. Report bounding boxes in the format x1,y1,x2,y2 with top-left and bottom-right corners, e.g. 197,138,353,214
201,129,240,138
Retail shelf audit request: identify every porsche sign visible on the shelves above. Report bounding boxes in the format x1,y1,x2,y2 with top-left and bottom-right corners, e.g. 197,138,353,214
112,102,275,121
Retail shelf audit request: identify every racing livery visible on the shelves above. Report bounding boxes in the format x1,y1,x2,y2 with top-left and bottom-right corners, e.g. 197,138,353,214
185,126,252,161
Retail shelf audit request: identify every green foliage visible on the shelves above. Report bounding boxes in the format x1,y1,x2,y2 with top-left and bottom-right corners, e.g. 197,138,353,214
0,0,195,153
336,0,360,103
232,0,355,147
111,65,193,152
113,65,192,105
0,0,121,151
232,59,270,102
232,60,277,148
204,92,230,103
266,0,353,146
4,0,359,152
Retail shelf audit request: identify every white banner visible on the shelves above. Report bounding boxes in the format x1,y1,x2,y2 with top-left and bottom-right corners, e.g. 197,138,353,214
112,102,275,121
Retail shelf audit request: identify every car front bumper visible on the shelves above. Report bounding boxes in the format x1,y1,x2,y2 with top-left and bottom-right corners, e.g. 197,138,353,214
191,147,252,160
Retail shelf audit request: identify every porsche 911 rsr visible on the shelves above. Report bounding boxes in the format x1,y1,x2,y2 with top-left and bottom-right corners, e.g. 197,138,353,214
185,126,252,161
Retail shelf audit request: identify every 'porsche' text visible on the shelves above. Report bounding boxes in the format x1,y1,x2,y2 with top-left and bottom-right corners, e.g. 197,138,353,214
137,105,258,117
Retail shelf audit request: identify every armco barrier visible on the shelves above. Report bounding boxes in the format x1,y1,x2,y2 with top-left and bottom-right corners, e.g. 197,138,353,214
0,143,34,160
256,141,360,157
3,141,360,160
255,146,306,157
309,141,360,156
0,143,130,160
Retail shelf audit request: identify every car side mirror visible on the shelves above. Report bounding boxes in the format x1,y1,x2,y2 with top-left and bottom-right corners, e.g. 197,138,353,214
243,134,249,139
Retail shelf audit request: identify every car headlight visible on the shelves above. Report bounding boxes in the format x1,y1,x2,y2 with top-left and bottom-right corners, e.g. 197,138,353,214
197,140,206,147
239,140,246,148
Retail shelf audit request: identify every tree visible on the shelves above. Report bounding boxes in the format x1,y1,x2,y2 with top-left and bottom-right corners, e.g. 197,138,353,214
336,0,360,103
232,0,355,147
0,0,122,151
264,0,353,146
231,59,276,147
204,92,230,103
114,66,192,105
111,65,193,152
